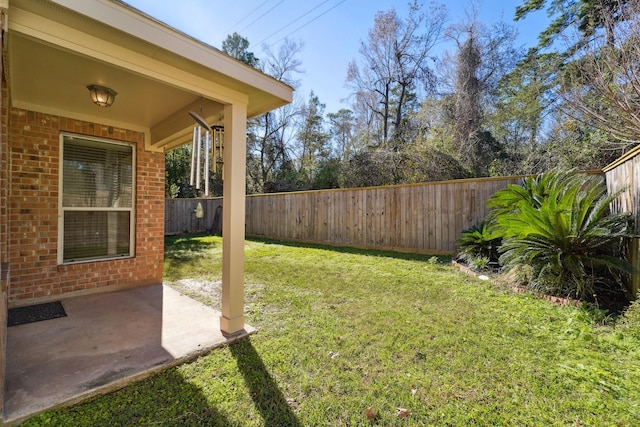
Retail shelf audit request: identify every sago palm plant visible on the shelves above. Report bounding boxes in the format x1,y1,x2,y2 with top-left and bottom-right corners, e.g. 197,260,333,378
456,223,501,270
490,169,633,300
486,168,576,226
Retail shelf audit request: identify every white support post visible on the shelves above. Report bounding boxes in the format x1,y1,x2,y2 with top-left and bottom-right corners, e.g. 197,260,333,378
220,102,247,335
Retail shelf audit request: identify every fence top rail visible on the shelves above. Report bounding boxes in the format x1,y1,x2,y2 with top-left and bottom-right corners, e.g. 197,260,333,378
241,170,603,199
243,175,531,199
603,144,640,172
164,170,604,202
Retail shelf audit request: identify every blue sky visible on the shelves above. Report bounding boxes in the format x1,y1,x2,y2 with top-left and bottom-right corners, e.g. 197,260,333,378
124,0,549,114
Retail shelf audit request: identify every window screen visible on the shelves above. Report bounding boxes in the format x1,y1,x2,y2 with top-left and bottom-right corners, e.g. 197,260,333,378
60,135,134,263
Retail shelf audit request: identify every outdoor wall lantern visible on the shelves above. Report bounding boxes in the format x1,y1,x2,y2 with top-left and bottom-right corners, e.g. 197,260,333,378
87,84,117,107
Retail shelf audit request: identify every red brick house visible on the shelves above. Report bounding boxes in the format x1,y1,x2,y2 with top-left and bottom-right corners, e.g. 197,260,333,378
0,0,292,418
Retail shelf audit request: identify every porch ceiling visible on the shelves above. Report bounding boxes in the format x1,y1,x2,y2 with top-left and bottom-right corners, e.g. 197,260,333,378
6,0,293,152
8,33,215,151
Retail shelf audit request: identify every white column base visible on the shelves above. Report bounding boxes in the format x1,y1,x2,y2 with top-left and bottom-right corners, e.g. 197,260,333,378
220,314,245,336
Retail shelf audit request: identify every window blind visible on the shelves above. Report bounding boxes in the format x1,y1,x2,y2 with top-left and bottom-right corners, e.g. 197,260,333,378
61,135,134,263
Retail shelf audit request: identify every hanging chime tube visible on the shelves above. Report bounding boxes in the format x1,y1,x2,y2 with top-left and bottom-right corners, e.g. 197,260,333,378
212,128,218,174
204,130,211,196
215,127,223,174
195,125,202,190
190,126,197,186
219,128,224,176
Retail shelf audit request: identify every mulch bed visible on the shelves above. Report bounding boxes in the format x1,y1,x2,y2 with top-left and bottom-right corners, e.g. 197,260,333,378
452,259,631,313
452,259,582,308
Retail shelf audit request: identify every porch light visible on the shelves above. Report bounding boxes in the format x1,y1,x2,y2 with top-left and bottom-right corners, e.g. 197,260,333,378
87,84,117,107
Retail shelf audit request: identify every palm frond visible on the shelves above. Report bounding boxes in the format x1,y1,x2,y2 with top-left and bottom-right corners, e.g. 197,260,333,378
488,168,634,300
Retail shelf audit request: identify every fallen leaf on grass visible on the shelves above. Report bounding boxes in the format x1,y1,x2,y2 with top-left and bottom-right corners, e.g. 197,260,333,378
365,407,377,421
396,407,411,418
286,397,300,410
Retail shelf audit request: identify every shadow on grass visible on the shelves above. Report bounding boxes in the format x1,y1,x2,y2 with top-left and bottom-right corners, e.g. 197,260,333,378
165,234,222,253
27,369,233,427
246,236,451,263
230,338,301,427
164,234,223,276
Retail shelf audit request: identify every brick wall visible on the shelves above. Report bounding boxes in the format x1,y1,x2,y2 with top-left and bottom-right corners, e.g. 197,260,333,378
1,31,8,421
7,107,164,305
1,86,7,275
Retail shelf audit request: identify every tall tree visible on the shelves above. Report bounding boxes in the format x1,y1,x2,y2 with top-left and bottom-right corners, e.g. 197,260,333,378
515,0,629,49
327,109,356,162
165,145,194,198
246,108,297,193
164,32,260,198
489,52,558,174
540,114,623,170
513,0,639,162
246,39,304,193
453,28,484,173
557,1,640,145
296,92,330,187
221,32,259,67
346,1,446,149
440,17,521,176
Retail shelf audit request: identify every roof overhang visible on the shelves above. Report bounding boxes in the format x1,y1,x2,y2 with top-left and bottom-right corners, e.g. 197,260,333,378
5,0,293,151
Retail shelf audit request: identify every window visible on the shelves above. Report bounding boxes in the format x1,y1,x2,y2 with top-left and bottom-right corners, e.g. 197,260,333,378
59,134,135,264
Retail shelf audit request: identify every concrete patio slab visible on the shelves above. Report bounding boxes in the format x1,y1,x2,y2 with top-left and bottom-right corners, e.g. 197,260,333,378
4,284,254,425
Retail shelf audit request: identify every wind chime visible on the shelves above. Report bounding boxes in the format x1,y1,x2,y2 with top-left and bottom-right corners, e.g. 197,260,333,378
188,111,223,197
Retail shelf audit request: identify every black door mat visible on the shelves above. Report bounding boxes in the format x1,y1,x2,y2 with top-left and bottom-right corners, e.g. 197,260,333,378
8,301,67,326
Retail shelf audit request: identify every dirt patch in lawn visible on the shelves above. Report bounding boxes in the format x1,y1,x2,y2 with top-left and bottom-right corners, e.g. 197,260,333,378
169,279,223,310
167,279,267,313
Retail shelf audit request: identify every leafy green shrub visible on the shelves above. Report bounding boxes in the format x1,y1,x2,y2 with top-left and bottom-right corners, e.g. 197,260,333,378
488,169,633,300
486,168,575,227
618,296,640,337
468,256,491,271
456,223,501,270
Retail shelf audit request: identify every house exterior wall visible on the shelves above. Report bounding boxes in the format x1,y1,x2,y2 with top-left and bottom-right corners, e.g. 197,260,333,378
1,34,8,421
7,105,164,305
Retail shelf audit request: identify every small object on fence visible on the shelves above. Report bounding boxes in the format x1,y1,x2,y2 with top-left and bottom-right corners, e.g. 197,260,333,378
195,202,204,219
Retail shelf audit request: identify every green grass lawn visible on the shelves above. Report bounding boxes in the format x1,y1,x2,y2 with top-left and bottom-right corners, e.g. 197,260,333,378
27,235,640,426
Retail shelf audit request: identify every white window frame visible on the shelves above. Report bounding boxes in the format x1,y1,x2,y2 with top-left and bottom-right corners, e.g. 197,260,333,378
58,133,136,265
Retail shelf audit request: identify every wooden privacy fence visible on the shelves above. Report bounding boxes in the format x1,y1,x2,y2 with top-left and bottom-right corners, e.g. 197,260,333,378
604,145,640,297
166,175,525,254
165,198,223,235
